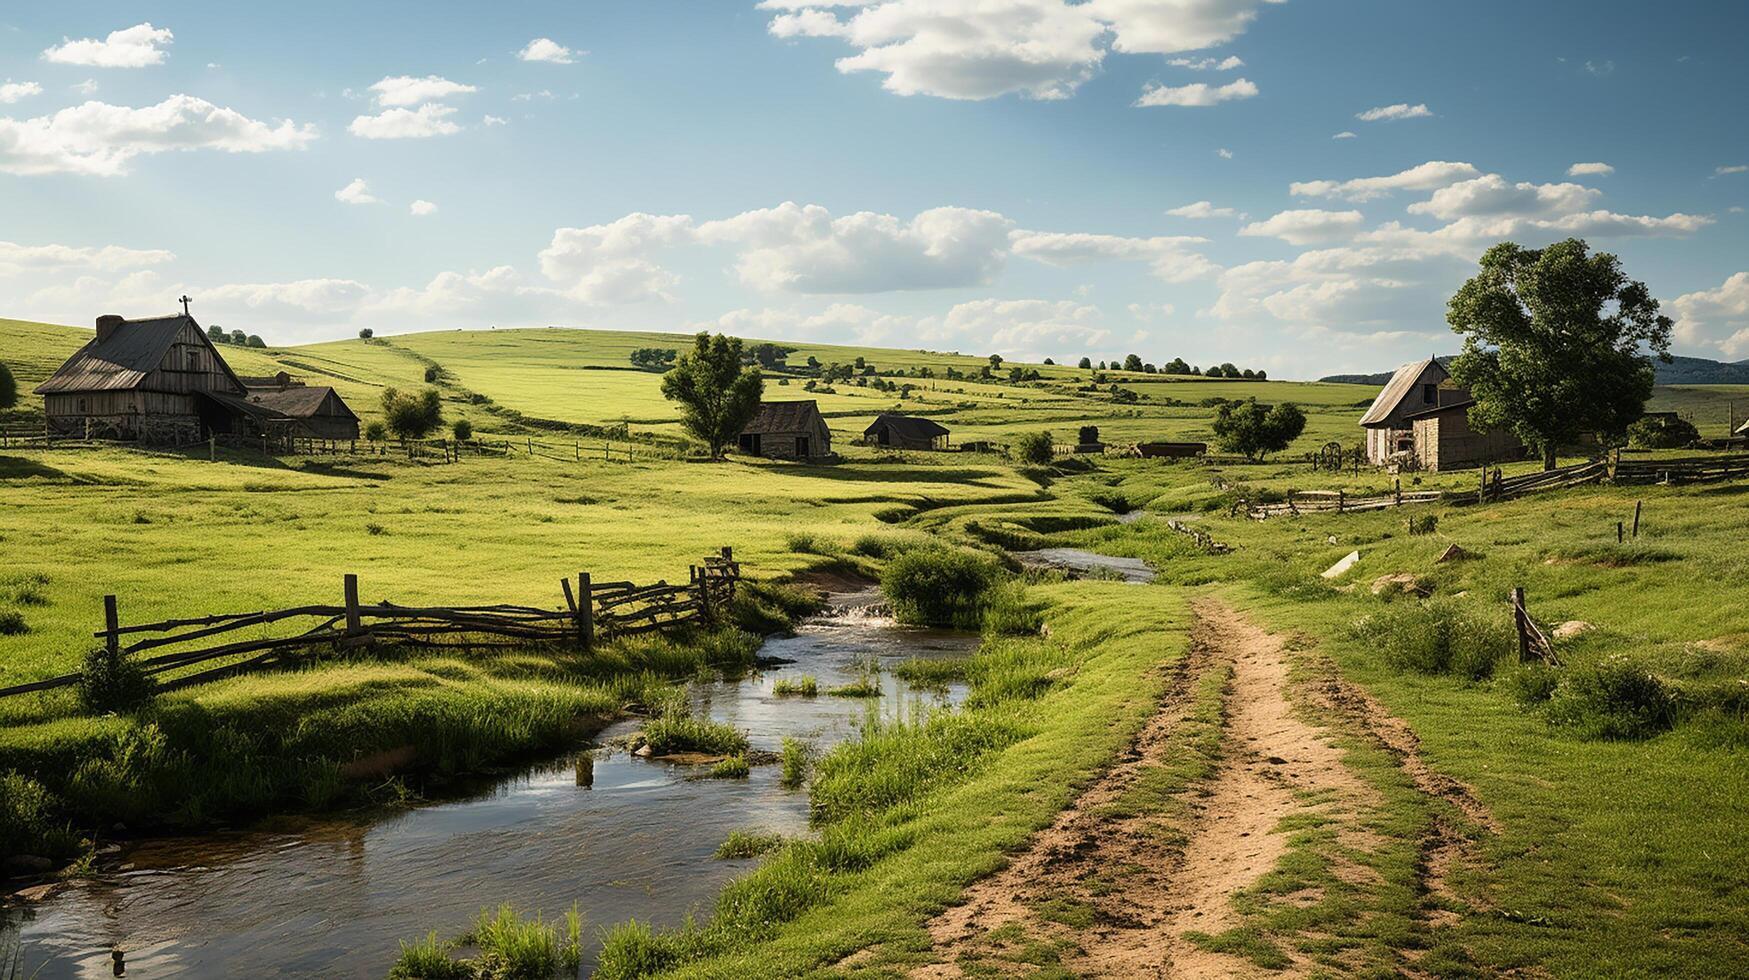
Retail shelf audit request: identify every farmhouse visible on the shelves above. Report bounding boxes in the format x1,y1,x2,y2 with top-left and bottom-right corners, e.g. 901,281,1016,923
37,312,359,445
1359,357,1460,464
1405,399,1523,471
738,400,832,459
864,413,950,450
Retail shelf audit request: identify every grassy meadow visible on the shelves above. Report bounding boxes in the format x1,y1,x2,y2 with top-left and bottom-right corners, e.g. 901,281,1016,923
3,317,1748,977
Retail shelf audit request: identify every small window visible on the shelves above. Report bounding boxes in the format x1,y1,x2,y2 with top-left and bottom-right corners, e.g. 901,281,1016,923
1422,383,1437,403
186,350,199,371
77,398,87,413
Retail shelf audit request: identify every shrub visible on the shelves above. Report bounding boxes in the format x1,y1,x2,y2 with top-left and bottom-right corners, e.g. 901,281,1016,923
452,419,473,441
1213,398,1307,459
1012,431,1054,465
1351,598,1513,681
1545,655,1676,739
0,772,76,859
1500,662,1560,706
0,609,26,635
364,420,387,442
77,646,155,713
1627,414,1699,449
381,387,445,440
715,829,785,859
881,548,999,629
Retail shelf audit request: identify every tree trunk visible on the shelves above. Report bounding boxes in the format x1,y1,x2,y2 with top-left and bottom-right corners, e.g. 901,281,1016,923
1542,443,1557,471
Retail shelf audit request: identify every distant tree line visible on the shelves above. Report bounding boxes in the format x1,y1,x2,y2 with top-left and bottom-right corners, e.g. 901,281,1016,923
1075,354,1264,379
207,325,267,349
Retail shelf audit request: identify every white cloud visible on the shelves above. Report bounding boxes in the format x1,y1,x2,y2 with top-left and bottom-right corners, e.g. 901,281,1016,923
701,303,913,346
0,95,317,177
348,103,461,139
762,0,1284,102
42,23,173,68
1406,174,1601,221
539,213,698,276
409,199,437,216
1715,165,1748,177
1567,161,1613,176
1673,272,1749,357
483,114,508,126
1009,230,1217,281
0,240,173,275
1331,130,1356,139
1217,147,1233,159
0,81,41,104
72,79,100,95
334,178,381,205
924,297,1109,357
1355,102,1432,122
700,203,1015,292
518,38,578,63
367,75,477,107
513,90,555,102
1238,209,1366,245
1167,200,1237,219
1166,55,1244,70
1134,77,1257,107
1290,160,1480,202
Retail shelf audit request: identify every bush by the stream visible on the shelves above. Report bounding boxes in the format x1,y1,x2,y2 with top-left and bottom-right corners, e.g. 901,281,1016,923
728,580,824,636
1351,598,1513,681
1544,654,1676,740
880,548,1000,629
77,645,156,713
638,715,749,757
981,581,1043,636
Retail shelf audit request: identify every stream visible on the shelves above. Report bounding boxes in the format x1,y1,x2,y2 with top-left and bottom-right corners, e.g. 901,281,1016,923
2,590,975,978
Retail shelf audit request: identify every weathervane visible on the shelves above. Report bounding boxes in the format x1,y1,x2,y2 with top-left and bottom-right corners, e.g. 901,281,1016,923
179,294,192,317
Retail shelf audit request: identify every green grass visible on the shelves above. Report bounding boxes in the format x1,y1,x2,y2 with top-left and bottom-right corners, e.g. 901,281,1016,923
714,829,786,860
770,675,818,696
637,715,750,757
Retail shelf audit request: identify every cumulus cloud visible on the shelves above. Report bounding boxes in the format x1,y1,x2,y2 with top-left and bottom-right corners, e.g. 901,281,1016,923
1166,55,1244,70
349,103,461,139
700,203,1015,292
409,199,437,216
0,240,173,275
924,297,1109,355
1238,209,1366,245
1673,271,1749,357
1009,230,1218,281
762,0,1284,101
1290,160,1479,202
1567,161,1613,176
700,303,914,346
483,114,508,126
1405,174,1601,221
1355,102,1432,122
0,95,318,176
1331,130,1356,139
0,82,42,104
42,23,173,68
1134,77,1257,107
1167,200,1237,219
367,75,477,107
517,38,579,63
335,177,381,205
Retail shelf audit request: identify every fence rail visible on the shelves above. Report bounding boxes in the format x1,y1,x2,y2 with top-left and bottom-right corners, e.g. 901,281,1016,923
0,549,741,702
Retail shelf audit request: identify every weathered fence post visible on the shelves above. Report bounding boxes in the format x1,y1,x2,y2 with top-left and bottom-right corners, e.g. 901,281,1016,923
1617,521,1624,544
103,594,120,657
1632,500,1642,539
344,574,362,637
578,572,594,650
1336,488,1345,514
1511,587,1530,662
1394,478,1401,506
209,436,216,462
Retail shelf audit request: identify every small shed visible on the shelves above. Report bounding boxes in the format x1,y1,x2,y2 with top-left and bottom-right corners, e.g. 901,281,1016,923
1406,400,1522,471
738,400,832,460
864,414,949,450
244,384,361,441
1135,441,1208,459
1359,357,1462,464
36,313,249,443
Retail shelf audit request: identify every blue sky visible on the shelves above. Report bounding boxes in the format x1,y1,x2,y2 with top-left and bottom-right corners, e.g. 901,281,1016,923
2,0,1746,377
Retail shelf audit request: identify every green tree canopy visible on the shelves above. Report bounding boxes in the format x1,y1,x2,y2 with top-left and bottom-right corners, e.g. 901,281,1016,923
1012,430,1053,464
380,387,445,440
1212,398,1306,459
1447,239,1672,469
660,333,764,458
0,361,16,410
1077,356,1092,369
630,347,677,370
1122,353,1143,372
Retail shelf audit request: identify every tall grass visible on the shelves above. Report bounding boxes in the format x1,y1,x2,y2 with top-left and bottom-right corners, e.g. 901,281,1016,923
1349,597,1514,681
638,715,749,756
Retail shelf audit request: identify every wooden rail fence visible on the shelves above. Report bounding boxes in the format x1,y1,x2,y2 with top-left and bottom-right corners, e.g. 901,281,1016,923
0,549,741,702
1511,587,1559,666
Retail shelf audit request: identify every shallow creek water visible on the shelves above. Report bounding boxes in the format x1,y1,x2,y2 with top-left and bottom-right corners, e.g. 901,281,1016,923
1012,547,1155,584
4,590,974,978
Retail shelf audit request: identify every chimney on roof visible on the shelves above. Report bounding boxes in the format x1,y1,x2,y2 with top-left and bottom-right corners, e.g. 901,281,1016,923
95,315,125,344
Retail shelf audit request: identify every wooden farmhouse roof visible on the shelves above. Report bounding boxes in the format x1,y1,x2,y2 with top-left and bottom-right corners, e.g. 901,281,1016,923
245,386,358,420
1358,357,1449,427
743,400,825,434
865,414,949,439
36,314,246,395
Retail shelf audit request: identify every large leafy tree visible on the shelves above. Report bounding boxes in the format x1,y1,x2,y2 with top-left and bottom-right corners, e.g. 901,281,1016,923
0,361,16,410
1447,239,1672,470
380,387,445,440
1212,398,1306,459
660,333,764,458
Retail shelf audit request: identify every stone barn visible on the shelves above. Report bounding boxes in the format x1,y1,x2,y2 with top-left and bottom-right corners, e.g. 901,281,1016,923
738,400,832,460
864,413,949,450
1359,357,1468,464
1406,400,1523,471
37,313,252,443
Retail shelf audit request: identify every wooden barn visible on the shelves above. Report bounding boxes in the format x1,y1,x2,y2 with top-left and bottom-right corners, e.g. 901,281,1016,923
864,414,949,450
738,400,832,460
1359,357,1467,464
1406,400,1523,471
241,376,361,441
37,313,252,443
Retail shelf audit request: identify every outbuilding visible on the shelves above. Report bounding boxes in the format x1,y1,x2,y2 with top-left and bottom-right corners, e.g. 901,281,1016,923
864,414,950,450
738,400,832,460
37,313,251,443
243,381,361,441
1358,357,1463,464
1406,400,1523,471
